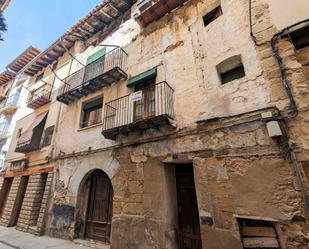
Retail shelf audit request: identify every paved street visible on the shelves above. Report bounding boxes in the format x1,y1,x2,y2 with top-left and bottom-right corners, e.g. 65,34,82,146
0,226,109,249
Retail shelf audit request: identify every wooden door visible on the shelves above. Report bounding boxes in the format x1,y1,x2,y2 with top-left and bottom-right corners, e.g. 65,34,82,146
0,178,13,218
86,170,113,243
176,165,202,249
134,79,156,121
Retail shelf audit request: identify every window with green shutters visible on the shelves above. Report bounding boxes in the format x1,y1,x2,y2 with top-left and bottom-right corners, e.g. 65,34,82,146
84,47,107,82
86,48,106,65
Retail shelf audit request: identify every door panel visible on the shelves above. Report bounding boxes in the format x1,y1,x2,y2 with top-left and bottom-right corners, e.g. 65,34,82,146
133,79,156,121
176,165,202,249
86,170,113,243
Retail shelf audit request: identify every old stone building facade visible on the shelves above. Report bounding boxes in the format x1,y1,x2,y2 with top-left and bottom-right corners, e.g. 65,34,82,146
0,0,308,249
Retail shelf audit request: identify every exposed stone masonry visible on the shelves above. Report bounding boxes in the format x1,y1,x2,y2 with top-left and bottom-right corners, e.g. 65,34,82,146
0,177,21,226
16,173,53,235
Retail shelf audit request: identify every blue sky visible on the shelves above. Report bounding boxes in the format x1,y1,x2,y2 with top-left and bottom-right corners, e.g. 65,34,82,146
0,0,101,71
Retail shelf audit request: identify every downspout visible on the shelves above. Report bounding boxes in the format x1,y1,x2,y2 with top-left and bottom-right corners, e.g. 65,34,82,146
269,19,309,213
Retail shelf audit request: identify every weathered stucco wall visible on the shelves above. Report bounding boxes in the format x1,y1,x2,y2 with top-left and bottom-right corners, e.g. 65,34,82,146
48,0,309,248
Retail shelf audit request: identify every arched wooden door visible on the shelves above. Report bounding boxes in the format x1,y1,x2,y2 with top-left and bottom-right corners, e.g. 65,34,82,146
85,170,113,243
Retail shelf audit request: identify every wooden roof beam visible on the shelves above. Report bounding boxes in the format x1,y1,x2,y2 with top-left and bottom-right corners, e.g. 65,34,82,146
100,9,115,20
69,32,86,41
78,25,94,36
91,14,109,27
108,2,121,15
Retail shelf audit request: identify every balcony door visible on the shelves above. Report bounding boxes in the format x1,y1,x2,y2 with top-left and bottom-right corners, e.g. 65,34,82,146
134,79,156,121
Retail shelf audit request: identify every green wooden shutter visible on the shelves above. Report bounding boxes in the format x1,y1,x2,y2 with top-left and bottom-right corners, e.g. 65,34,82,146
86,47,106,65
127,67,157,87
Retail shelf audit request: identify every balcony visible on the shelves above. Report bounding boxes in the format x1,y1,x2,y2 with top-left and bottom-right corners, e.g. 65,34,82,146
0,93,20,115
0,122,10,140
27,83,53,109
134,0,189,27
57,47,128,105
102,81,176,140
15,112,47,153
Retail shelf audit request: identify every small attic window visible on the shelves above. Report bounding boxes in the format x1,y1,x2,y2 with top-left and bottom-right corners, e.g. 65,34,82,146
203,6,222,27
217,55,245,84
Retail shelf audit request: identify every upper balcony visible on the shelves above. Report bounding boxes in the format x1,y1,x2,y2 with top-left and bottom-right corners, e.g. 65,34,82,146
0,122,10,141
27,83,53,109
57,47,128,105
102,81,176,140
0,93,20,115
134,0,189,27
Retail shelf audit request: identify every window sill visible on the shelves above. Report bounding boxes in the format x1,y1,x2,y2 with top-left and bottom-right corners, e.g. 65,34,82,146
77,122,103,132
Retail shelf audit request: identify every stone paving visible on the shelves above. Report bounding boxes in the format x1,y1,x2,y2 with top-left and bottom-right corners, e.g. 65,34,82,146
0,226,109,249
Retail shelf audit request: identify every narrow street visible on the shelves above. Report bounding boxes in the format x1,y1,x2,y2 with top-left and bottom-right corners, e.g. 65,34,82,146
0,226,109,249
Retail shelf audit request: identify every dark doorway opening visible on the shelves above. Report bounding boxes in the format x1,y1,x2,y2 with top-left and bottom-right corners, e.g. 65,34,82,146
10,176,29,227
85,169,113,243
175,164,202,249
0,177,13,218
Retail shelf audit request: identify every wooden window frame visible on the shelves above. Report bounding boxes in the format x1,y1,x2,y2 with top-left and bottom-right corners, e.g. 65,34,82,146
80,96,103,129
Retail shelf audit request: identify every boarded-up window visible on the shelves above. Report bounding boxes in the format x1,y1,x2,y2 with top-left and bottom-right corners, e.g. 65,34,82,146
41,125,55,147
203,6,222,27
238,218,280,248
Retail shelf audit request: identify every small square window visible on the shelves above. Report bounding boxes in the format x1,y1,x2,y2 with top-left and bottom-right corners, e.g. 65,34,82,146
81,96,103,128
203,6,222,27
217,55,246,84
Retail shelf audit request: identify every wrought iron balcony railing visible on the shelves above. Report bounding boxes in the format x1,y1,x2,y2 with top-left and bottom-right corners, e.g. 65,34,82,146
27,83,53,109
57,47,128,105
102,81,175,140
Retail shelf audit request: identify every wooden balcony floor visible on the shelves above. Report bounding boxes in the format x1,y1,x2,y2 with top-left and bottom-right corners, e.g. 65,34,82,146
57,67,127,105
27,96,51,109
102,114,176,140
136,0,189,27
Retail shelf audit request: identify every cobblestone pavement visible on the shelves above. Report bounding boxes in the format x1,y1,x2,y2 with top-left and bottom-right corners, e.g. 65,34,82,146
0,226,109,249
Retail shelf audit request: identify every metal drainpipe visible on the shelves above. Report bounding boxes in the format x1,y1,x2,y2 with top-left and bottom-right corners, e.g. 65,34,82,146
269,19,309,214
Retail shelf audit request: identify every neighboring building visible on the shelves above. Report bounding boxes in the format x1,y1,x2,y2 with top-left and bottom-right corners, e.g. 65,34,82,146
0,47,40,171
0,0,309,249
0,0,10,12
